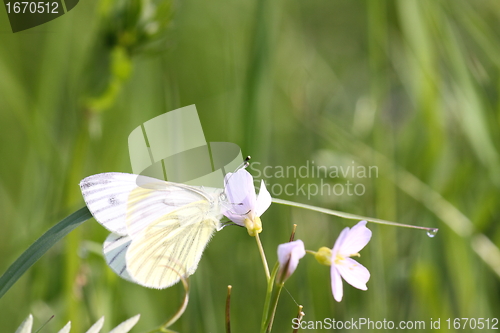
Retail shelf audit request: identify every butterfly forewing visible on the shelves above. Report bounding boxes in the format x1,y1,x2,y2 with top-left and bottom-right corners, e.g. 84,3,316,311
126,201,220,289
80,173,142,235
125,181,213,237
80,172,217,235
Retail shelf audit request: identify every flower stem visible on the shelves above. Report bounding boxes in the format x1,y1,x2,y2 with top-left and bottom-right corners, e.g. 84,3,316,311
255,233,270,281
289,224,297,242
292,305,304,333
272,198,438,232
264,282,284,333
260,263,279,333
226,285,232,333
144,271,189,333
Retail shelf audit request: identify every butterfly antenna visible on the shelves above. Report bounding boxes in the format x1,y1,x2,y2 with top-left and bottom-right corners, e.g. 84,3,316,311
243,155,251,167
234,156,251,172
223,156,252,188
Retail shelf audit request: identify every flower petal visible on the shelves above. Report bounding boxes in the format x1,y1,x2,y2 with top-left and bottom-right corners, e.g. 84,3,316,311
223,211,246,225
223,169,256,218
277,240,306,282
332,226,350,256
338,221,372,256
330,265,343,302
335,257,370,291
255,180,272,217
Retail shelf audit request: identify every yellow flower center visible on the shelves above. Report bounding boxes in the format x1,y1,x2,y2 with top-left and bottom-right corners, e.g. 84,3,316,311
314,247,361,266
314,247,332,266
244,216,262,236
334,252,361,269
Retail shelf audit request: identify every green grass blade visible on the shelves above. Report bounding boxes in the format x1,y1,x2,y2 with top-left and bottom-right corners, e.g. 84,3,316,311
272,198,437,232
0,207,92,299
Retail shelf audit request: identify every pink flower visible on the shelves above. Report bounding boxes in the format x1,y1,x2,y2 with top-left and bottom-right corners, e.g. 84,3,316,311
223,169,271,235
331,220,372,301
315,221,372,302
277,240,306,283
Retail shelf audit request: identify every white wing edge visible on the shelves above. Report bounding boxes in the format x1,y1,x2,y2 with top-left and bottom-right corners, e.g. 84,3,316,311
80,172,140,235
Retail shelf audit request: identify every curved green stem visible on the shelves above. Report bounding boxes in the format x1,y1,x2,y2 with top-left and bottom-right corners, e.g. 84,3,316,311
260,263,279,333
145,269,189,333
272,198,438,232
260,262,280,332
264,282,284,333
159,275,189,331
255,233,270,281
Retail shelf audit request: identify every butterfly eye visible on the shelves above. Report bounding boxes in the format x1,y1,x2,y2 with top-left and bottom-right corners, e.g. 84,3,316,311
219,192,227,201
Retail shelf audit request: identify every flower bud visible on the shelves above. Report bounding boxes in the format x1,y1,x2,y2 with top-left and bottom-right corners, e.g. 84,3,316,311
277,240,306,284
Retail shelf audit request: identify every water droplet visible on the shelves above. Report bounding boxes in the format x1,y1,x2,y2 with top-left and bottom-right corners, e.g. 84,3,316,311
426,228,438,238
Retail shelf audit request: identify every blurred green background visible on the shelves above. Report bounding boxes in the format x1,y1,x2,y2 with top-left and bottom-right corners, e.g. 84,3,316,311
1,0,500,331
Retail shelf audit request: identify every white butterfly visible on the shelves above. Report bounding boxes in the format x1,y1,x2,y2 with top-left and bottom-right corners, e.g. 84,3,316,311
80,172,227,289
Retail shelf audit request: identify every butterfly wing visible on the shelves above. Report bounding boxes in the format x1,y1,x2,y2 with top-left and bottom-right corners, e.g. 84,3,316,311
80,172,224,288
103,233,134,282
80,172,219,236
80,173,141,235
126,200,220,289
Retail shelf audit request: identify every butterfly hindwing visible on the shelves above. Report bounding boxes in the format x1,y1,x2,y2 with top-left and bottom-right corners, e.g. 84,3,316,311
126,201,220,289
103,233,134,282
